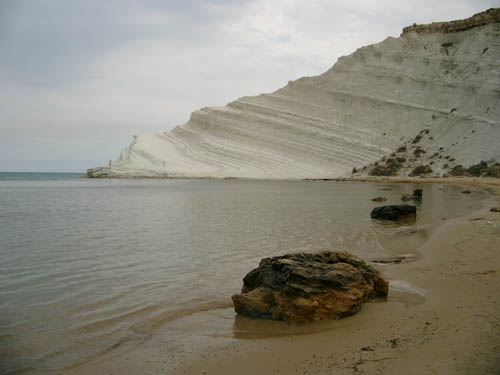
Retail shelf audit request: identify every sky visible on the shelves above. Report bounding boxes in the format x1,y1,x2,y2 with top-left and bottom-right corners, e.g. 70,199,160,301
0,0,498,172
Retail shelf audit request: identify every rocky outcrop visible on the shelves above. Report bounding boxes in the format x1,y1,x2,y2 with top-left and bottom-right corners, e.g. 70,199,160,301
89,9,500,179
370,205,417,221
402,8,500,35
232,251,388,323
401,189,422,202
412,189,423,200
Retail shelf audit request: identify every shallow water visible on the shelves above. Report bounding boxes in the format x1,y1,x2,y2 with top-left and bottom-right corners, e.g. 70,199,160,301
0,175,485,374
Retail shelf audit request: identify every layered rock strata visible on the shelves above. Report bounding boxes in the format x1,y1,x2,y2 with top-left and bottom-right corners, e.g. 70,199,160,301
88,9,500,179
402,8,500,35
231,251,388,323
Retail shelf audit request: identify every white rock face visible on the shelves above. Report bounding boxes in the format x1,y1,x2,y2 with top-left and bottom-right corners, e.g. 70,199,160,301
88,18,500,179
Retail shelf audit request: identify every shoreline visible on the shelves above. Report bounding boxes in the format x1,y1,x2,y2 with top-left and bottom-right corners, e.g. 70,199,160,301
64,179,500,375
84,173,500,194
310,175,500,187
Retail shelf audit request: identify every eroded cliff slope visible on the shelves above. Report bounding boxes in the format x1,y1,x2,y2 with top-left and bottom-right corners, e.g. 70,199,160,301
88,9,500,179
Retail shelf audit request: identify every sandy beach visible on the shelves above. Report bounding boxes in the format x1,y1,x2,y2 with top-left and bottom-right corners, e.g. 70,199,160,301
3,5,499,375
65,178,500,375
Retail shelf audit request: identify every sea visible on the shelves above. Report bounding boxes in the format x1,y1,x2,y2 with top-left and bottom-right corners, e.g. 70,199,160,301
0,172,485,374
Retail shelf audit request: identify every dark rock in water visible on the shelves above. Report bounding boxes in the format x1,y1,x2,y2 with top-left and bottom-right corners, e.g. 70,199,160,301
370,205,416,221
231,251,389,323
462,190,472,194
372,196,387,202
401,190,422,202
490,207,500,212
412,189,423,200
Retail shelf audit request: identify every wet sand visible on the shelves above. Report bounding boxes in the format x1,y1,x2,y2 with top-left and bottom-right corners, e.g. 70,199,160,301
65,178,500,375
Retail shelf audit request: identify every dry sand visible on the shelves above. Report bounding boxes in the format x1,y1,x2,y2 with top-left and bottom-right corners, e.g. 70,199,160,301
65,178,500,375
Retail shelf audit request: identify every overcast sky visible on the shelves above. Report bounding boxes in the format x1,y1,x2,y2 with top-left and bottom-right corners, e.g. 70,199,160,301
0,0,497,172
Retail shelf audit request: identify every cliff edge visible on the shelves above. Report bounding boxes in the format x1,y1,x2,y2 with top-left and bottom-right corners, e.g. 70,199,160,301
402,8,500,35
88,9,500,179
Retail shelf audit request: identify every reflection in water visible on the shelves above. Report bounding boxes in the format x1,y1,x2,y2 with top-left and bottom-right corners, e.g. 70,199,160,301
232,311,344,339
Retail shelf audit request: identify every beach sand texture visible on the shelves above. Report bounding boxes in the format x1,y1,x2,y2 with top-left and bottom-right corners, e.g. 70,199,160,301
66,179,500,375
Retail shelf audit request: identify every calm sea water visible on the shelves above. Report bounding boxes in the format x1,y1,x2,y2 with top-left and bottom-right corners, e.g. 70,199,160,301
0,173,485,374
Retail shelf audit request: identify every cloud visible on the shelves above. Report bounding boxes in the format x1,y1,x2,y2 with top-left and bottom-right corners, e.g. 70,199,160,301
0,0,498,171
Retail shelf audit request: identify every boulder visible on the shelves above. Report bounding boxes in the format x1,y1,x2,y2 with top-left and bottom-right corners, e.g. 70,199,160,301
370,205,417,221
372,196,387,202
412,189,423,200
401,190,422,202
232,251,389,323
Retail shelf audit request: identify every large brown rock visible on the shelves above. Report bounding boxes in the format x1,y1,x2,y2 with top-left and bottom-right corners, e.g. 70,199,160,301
232,251,388,323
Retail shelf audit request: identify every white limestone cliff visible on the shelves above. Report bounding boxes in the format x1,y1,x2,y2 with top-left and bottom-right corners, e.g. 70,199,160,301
88,9,500,179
